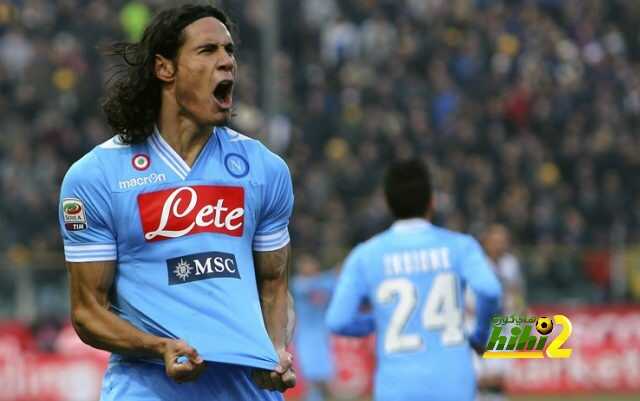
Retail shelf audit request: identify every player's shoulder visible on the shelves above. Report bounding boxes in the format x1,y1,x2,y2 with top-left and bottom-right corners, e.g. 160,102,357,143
84,135,137,165
430,224,479,249
349,230,390,260
218,126,258,146
96,135,132,151
63,145,108,185
219,126,289,176
63,135,136,188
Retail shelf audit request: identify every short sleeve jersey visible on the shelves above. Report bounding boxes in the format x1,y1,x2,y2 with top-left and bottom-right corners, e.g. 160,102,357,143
59,127,294,370
326,219,502,401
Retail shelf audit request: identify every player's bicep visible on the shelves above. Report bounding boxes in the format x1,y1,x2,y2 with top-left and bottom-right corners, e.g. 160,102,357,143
67,261,116,310
254,245,294,346
253,244,291,281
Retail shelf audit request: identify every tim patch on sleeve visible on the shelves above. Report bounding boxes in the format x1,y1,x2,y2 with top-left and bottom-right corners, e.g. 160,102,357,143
62,198,88,231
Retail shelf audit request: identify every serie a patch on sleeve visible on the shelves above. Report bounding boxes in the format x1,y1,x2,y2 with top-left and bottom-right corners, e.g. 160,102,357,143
62,198,88,231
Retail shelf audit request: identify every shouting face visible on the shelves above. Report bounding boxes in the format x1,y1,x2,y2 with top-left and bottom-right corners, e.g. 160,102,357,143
166,17,236,126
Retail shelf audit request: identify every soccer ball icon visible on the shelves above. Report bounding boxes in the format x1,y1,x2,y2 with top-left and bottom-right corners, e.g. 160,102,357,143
535,316,554,335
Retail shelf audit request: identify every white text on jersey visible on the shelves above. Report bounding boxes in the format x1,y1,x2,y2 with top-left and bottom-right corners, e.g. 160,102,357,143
384,248,451,276
119,173,167,190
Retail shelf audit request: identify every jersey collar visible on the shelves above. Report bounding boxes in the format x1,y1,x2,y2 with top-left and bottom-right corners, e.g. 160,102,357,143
391,218,432,232
147,126,218,180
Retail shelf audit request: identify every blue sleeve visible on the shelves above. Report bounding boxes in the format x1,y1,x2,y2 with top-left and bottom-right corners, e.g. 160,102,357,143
59,152,117,262
458,237,502,346
326,248,375,337
253,150,294,251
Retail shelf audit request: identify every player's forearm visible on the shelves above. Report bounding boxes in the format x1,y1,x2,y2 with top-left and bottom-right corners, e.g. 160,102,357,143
72,301,168,358
286,291,295,346
258,274,289,350
255,246,292,351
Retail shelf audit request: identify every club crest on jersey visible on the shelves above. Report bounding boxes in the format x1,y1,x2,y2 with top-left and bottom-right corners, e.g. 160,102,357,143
138,185,245,242
132,154,150,171
224,153,249,178
167,251,240,285
62,198,87,231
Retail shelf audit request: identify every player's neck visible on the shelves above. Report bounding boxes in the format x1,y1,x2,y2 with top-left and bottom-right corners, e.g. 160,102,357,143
156,113,212,168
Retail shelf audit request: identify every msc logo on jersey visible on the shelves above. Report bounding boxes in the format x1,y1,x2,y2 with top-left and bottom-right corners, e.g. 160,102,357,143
138,185,245,242
62,198,87,231
167,251,240,285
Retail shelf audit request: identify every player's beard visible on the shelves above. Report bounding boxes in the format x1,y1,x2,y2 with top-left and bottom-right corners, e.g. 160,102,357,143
214,108,233,126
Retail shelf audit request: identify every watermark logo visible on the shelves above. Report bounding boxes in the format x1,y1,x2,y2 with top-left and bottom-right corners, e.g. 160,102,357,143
482,314,573,359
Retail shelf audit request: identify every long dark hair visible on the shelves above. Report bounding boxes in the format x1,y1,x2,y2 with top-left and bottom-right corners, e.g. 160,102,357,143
101,4,232,144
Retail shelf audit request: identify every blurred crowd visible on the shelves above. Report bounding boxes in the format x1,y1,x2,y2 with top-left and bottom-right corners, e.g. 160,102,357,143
1,0,639,302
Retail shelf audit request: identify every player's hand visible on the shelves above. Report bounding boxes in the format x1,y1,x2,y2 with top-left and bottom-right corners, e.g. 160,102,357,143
251,349,296,392
162,339,206,383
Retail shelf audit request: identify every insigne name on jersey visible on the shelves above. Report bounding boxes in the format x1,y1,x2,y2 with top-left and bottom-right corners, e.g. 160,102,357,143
167,251,240,285
138,185,245,242
62,198,88,231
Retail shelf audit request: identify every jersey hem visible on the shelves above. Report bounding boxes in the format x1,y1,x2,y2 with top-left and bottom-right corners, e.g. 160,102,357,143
110,353,278,371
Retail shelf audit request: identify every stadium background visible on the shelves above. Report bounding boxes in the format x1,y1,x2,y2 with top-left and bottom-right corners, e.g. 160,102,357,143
0,0,639,400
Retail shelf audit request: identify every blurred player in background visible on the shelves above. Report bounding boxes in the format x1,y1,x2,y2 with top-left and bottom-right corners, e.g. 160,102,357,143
483,225,525,313
291,253,337,401
326,159,502,401
58,4,295,401
471,224,526,401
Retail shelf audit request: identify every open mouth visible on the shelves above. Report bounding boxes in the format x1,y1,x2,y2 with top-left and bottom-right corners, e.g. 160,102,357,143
213,79,234,110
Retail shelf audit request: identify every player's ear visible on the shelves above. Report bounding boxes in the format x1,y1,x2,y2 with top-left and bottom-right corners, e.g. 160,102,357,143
155,54,176,83
427,198,435,218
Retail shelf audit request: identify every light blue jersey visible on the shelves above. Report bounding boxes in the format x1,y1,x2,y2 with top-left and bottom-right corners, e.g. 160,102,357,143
326,219,502,401
59,126,293,373
292,270,336,381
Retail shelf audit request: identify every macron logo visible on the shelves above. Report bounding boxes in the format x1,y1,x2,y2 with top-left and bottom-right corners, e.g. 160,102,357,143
119,173,167,190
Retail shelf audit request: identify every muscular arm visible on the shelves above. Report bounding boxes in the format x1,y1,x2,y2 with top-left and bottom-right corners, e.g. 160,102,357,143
67,260,167,357
253,244,294,351
67,261,204,382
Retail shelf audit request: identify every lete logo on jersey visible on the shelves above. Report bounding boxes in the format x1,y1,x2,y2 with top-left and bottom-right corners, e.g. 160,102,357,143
138,185,244,242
